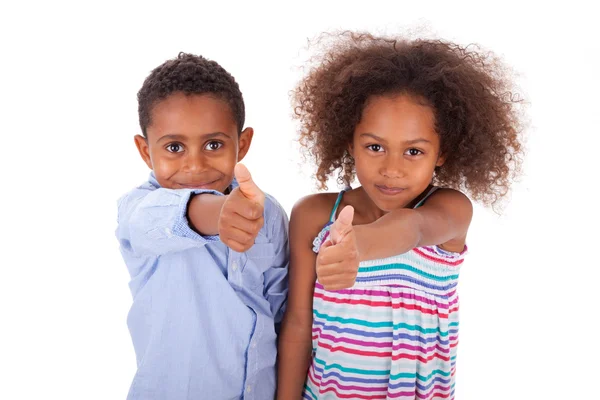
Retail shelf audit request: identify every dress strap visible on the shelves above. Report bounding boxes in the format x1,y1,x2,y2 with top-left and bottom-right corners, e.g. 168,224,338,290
413,186,440,209
328,188,350,222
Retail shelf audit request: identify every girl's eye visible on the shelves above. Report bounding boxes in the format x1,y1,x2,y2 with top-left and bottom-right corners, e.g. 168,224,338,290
166,143,184,153
205,141,223,151
367,144,383,152
406,148,423,156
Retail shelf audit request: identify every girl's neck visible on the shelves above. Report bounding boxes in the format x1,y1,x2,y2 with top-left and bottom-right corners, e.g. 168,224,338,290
405,184,434,209
355,187,387,222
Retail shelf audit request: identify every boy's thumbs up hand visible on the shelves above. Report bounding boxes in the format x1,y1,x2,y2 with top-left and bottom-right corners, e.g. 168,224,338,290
218,163,265,252
316,205,359,291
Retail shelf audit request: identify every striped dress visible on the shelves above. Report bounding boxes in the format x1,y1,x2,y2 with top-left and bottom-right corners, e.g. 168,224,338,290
303,188,467,400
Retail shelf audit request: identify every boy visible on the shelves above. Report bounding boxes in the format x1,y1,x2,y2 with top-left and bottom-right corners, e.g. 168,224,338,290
116,53,288,400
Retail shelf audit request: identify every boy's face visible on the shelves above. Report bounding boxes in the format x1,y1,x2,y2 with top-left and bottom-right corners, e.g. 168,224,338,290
135,92,252,192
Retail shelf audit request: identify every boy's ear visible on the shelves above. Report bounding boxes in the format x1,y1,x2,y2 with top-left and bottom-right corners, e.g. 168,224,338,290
236,127,254,162
134,135,153,170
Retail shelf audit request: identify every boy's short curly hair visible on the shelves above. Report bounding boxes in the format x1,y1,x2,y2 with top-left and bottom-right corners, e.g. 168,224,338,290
294,32,525,205
138,52,245,137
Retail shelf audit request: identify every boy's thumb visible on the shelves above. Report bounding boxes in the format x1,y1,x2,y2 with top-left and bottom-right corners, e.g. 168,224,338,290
234,163,264,204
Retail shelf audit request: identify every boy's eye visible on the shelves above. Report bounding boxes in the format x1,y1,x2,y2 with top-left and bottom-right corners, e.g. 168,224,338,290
367,144,382,152
406,148,423,156
205,141,223,151
166,143,184,153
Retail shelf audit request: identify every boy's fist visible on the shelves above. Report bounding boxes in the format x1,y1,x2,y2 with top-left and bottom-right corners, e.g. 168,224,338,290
218,163,265,252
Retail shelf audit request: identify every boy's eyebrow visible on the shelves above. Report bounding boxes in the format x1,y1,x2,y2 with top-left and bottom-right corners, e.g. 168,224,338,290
359,133,432,145
157,132,232,143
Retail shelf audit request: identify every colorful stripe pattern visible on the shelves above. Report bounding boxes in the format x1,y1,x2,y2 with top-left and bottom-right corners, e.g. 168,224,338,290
304,189,466,400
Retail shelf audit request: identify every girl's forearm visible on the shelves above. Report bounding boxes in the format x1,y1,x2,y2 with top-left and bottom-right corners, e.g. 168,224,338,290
355,209,422,261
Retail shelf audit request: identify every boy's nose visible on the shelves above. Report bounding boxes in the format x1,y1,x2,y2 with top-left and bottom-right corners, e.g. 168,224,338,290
184,154,206,173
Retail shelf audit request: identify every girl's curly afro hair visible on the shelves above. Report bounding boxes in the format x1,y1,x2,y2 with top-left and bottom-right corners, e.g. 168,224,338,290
294,32,526,205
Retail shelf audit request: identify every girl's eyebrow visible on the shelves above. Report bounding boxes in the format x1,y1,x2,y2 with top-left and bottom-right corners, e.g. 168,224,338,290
359,132,387,143
403,138,432,145
359,133,432,145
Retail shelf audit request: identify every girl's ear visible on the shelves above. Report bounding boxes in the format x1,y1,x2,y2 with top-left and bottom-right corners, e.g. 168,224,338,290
436,153,446,167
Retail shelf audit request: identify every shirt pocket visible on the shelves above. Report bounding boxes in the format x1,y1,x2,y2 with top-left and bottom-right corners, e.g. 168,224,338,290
243,243,276,290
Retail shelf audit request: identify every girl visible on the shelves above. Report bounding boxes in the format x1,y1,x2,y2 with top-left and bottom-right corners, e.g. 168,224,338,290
278,32,524,399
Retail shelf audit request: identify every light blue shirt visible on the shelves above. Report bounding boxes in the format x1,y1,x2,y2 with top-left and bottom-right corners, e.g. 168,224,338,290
116,173,289,400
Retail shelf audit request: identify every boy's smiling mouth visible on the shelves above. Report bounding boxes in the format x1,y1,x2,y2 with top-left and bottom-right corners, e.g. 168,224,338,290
175,179,220,189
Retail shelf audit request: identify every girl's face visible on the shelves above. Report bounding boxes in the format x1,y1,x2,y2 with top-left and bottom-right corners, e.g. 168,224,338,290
350,94,445,212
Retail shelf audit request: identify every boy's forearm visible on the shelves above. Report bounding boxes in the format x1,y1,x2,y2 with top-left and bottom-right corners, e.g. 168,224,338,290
355,209,421,261
187,194,227,236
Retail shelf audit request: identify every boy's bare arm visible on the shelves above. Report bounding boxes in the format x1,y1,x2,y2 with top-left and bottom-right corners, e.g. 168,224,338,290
187,194,227,236
188,164,265,252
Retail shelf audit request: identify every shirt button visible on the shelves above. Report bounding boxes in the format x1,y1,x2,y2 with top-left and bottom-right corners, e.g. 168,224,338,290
251,342,257,348
246,386,252,393
232,261,238,271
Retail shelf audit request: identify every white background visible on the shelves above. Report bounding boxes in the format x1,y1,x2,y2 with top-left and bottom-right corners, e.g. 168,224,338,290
1,1,598,399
